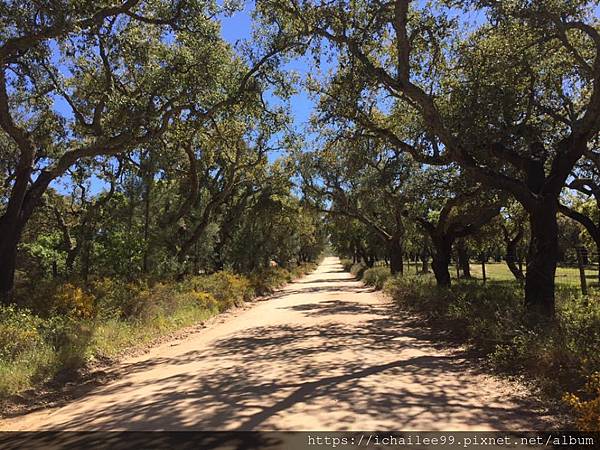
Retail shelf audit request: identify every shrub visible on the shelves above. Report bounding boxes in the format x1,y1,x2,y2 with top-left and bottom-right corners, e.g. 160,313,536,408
340,259,354,272
563,372,600,431
186,271,252,311
248,267,291,296
350,262,366,279
118,286,160,322
362,266,391,290
176,291,219,312
91,278,171,322
0,305,43,360
91,277,142,320
384,276,600,404
51,283,96,318
0,307,95,395
290,262,317,279
15,279,96,319
52,319,94,372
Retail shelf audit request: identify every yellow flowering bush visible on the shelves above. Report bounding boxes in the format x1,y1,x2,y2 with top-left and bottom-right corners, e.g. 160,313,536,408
193,292,218,311
52,283,96,318
0,305,43,360
563,372,600,431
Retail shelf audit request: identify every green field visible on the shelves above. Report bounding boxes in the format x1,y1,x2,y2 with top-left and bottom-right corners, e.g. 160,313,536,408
403,260,600,288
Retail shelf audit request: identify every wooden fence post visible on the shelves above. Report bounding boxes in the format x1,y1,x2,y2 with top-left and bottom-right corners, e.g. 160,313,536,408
576,246,588,297
481,253,487,284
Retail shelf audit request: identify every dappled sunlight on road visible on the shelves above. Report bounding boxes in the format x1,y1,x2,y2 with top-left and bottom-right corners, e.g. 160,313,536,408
1,258,550,431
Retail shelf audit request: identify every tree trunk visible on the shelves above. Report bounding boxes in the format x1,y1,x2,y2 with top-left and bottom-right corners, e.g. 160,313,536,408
0,212,34,302
525,201,558,319
81,237,91,281
142,186,151,274
457,239,471,278
432,235,452,287
0,224,20,303
77,213,97,282
597,242,600,284
0,172,47,301
505,237,525,281
420,248,430,273
518,257,523,274
65,248,78,274
142,152,153,274
389,239,404,275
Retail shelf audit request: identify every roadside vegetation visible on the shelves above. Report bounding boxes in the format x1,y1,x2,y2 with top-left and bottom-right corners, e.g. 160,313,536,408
0,0,328,405
341,259,600,429
2,0,600,431
0,262,317,401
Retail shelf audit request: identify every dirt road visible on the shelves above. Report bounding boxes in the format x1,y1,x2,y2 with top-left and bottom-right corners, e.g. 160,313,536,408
1,257,551,431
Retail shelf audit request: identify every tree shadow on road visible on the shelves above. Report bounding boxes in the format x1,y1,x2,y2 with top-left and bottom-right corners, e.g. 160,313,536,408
264,285,372,301
37,292,547,432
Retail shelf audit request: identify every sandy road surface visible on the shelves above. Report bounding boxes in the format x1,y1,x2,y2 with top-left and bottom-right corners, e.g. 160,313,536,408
1,257,551,431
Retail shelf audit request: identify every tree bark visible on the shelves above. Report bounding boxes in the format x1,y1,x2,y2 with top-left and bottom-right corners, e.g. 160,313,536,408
432,235,452,287
0,223,20,302
389,238,404,275
480,253,487,284
524,200,558,319
597,243,600,284
80,224,93,281
142,157,153,274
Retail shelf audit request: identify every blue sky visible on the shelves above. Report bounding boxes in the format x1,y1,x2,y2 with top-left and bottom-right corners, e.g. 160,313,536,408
51,2,318,195
51,1,599,195
219,2,316,130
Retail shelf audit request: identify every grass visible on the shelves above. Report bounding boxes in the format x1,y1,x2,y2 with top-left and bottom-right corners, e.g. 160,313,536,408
89,303,218,359
0,304,218,397
400,260,599,290
469,262,599,286
0,262,318,402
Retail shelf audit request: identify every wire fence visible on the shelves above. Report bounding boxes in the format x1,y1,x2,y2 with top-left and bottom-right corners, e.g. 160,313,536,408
402,246,598,296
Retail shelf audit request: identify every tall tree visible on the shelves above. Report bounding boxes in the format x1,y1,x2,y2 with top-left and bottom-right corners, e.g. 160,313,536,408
257,0,600,318
409,168,502,286
0,1,281,299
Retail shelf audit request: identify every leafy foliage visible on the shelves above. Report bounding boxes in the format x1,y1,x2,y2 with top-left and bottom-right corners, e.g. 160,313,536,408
362,267,392,290
564,373,600,431
0,263,318,398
